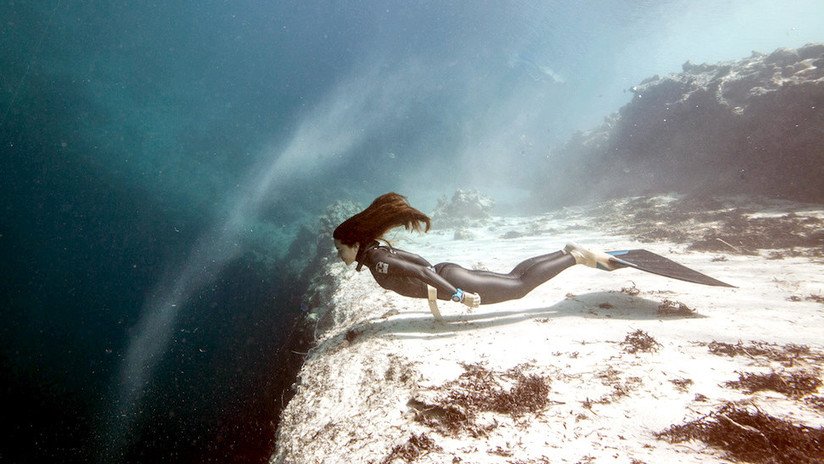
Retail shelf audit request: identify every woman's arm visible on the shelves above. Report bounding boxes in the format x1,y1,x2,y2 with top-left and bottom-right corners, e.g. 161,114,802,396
366,248,481,307
380,251,459,296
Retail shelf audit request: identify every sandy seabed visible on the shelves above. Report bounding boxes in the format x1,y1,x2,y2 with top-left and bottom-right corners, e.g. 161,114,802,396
272,195,824,464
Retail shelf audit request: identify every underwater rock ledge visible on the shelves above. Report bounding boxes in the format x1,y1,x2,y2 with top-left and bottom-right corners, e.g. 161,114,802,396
530,43,824,208
269,197,824,463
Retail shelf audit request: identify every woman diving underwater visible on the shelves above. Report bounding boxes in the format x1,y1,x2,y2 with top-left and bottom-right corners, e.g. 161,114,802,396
333,193,733,317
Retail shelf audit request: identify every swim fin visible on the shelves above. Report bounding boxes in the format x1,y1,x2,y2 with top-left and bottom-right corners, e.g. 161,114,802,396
606,249,735,288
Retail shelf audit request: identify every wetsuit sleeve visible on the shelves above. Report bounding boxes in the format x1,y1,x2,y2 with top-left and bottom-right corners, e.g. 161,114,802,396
377,251,459,297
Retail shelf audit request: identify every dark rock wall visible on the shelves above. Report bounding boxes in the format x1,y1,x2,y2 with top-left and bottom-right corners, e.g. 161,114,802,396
531,44,824,207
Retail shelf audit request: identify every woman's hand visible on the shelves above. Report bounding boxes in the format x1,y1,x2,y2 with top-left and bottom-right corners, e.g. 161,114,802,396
462,292,481,308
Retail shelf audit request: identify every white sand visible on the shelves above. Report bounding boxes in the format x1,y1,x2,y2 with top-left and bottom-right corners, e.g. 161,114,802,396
272,196,824,464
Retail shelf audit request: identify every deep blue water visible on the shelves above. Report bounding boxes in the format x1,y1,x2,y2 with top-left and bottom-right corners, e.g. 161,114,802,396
2,1,822,463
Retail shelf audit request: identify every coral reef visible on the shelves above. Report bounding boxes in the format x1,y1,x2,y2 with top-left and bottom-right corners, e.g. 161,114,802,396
431,189,495,228
531,43,824,207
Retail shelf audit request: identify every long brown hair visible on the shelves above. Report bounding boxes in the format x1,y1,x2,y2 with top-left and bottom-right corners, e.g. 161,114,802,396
333,192,431,246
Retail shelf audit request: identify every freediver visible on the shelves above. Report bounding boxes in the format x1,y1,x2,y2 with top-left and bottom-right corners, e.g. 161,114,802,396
332,193,732,320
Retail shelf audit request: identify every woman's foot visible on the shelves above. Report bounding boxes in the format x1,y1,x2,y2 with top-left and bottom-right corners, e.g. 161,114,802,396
564,243,621,271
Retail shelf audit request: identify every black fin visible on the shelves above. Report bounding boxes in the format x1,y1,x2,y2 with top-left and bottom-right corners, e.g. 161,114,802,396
607,249,736,288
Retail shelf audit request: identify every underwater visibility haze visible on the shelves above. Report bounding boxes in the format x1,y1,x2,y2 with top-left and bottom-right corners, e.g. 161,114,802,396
2,1,823,462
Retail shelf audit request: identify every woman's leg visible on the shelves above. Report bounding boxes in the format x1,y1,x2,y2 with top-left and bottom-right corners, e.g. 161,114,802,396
513,253,576,297
508,250,566,276
435,252,576,304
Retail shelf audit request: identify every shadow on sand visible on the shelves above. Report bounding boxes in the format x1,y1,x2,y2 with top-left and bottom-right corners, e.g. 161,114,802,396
352,291,705,341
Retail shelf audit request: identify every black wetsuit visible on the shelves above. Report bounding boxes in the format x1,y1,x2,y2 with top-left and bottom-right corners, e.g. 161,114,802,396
355,241,576,305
